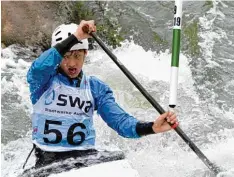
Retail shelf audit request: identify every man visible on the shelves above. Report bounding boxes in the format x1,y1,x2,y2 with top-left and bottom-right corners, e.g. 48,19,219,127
27,20,178,168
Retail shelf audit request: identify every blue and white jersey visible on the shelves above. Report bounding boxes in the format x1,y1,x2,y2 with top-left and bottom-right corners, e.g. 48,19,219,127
32,75,96,152
27,47,140,153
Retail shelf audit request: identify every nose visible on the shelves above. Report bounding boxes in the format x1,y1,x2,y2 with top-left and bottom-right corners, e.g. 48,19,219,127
66,58,76,67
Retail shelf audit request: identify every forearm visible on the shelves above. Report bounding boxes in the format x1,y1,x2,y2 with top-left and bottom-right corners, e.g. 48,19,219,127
54,34,81,56
136,122,155,136
98,101,155,138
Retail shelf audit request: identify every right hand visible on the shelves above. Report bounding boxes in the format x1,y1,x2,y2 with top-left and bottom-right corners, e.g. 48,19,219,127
74,20,96,40
152,112,178,133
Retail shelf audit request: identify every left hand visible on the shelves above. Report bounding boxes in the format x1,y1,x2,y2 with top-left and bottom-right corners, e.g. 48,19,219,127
74,20,97,40
152,112,179,133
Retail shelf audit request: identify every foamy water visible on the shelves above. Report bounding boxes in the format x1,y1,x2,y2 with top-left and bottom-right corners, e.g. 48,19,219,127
1,1,234,176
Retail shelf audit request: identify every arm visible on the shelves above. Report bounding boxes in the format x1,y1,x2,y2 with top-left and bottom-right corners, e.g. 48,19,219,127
27,20,96,104
90,76,155,138
27,35,80,104
27,48,62,104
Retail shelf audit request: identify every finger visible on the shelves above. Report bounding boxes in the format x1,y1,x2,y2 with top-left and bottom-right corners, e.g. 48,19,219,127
92,20,97,32
166,112,172,122
88,20,95,29
91,26,95,33
169,114,177,123
170,119,177,124
168,111,175,118
166,112,172,121
168,111,172,117
90,20,95,25
164,120,178,129
154,112,168,127
171,122,179,129
167,113,176,121
172,115,177,122
90,24,96,33
166,119,175,125
159,112,169,120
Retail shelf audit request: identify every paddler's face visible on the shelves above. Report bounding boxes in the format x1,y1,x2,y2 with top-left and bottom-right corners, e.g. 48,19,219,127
60,50,87,78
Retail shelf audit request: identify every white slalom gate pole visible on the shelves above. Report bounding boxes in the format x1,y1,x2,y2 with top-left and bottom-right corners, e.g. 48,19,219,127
169,0,182,108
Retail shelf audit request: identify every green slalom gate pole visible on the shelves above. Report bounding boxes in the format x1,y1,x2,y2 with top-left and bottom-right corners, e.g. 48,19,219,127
169,0,182,108
82,23,222,175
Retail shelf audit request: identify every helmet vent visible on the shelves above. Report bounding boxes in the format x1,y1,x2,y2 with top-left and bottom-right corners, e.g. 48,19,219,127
56,37,62,42
55,31,61,36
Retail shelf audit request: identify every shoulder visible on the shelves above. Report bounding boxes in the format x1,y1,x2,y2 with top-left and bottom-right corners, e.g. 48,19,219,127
88,76,113,96
89,76,107,87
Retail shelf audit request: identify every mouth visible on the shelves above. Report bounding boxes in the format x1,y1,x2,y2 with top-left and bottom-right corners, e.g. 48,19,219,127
68,68,77,75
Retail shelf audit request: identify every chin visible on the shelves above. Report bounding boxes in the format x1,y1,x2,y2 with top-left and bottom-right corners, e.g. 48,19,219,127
69,75,79,78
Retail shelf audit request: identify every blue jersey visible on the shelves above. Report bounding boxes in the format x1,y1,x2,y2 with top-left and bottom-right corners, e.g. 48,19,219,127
27,47,140,151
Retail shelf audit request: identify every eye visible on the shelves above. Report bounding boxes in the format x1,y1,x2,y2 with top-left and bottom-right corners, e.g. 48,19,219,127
74,54,82,59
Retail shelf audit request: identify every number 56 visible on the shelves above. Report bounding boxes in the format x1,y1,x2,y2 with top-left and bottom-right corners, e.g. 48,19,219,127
43,120,86,145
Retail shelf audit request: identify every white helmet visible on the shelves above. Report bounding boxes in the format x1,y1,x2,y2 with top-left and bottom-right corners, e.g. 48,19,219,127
51,23,88,50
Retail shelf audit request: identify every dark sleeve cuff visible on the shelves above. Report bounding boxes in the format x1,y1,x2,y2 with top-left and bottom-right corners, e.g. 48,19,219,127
136,121,155,136
54,34,82,56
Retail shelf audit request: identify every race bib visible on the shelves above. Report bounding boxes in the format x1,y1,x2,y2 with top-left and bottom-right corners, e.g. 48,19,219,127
32,114,95,149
